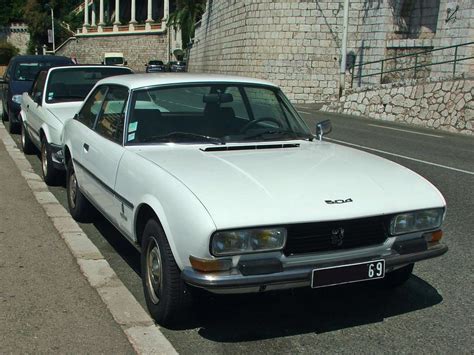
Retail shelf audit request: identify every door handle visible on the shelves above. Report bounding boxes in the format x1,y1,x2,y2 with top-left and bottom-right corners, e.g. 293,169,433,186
83,143,89,152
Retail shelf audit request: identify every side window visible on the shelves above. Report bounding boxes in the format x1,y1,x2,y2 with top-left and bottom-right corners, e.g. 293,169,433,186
77,86,108,128
244,87,290,129
95,86,129,144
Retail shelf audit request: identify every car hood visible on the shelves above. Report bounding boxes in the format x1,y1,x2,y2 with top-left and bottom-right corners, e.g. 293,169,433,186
46,102,83,124
133,141,445,229
10,80,33,96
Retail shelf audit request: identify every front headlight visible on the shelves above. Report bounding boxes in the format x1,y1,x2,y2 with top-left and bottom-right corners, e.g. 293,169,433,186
12,95,22,104
390,208,444,235
211,227,287,256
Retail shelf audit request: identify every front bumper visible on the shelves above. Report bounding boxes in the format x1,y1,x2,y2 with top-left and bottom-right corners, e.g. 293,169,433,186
9,101,21,123
181,242,448,294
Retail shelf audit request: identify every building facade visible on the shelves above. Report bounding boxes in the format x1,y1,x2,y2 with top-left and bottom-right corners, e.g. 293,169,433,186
57,0,180,72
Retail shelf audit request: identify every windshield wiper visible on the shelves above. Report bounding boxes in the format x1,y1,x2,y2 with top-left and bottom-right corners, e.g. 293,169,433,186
243,130,313,141
140,131,225,145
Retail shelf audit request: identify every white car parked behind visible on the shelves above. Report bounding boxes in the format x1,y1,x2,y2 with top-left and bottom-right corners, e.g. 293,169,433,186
62,74,448,325
20,65,133,184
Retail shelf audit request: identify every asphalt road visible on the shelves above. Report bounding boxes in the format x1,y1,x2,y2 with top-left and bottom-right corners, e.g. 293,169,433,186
4,110,474,354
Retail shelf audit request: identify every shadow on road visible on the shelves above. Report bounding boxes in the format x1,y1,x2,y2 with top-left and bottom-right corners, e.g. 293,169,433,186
188,276,442,342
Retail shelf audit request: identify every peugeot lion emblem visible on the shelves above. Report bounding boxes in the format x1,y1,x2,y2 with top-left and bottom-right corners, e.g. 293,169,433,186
331,227,345,247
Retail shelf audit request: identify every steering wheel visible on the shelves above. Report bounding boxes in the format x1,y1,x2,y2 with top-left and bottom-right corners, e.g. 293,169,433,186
239,117,282,133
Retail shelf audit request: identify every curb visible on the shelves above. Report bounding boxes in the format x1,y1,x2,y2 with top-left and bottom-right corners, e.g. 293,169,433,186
0,124,178,355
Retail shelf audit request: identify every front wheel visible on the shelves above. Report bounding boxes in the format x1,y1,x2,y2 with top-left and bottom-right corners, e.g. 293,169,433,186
66,159,95,222
21,122,35,154
141,219,191,326
41,139,60,185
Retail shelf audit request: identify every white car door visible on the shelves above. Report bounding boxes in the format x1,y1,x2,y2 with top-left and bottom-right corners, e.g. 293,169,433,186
23,71,48,147
80,85,128,226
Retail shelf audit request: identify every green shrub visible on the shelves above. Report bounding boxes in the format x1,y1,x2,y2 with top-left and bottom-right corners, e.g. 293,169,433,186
0,41,19,65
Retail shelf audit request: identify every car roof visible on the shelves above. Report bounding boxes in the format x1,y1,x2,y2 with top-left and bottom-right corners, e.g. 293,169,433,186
47,65,133,73
96,73,278,89
10,55,72,64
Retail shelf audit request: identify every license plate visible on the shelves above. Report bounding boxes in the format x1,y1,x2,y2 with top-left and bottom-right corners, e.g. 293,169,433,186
311,260,385,288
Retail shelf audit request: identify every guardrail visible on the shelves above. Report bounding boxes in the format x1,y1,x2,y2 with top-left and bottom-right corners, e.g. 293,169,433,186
351,41,474,88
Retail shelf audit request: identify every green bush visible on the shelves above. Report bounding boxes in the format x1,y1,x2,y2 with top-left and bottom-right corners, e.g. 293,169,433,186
0,41,19,65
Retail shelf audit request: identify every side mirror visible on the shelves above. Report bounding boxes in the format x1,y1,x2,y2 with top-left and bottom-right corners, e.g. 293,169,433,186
73,113,79,120
101,61,104,65
316,119,332,141
124,61,128,65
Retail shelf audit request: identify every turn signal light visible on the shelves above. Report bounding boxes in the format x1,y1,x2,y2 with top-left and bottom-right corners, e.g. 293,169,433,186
189,255,232,272
423,230,443,244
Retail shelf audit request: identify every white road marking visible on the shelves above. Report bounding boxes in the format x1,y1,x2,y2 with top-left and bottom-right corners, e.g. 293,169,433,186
298,110,312,114
327,137,474,176
368,124,443,138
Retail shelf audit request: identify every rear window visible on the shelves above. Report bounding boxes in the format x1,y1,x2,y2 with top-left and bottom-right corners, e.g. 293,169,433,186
149,61,164,65
105,57,124,65
13,62,56,81
45,67,132,103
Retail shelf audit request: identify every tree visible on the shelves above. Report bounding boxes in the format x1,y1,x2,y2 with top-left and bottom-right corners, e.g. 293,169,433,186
167,0,206,49
0,41,19,64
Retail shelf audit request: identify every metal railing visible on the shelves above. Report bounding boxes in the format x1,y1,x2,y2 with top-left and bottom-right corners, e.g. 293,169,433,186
351,41,474,88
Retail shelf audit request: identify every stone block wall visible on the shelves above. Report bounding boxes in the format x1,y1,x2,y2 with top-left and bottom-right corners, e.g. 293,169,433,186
55,33,168,72
190,0,397,103
322,77,474,135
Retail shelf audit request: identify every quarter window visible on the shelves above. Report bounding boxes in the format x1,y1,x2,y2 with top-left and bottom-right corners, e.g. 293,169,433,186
95,86,129,144
77,86,107,128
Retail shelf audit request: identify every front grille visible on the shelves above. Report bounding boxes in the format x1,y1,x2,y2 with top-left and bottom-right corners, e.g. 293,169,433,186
284,216,389,256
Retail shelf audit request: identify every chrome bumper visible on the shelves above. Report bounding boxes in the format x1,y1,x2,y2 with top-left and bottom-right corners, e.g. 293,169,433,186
181,243,448,294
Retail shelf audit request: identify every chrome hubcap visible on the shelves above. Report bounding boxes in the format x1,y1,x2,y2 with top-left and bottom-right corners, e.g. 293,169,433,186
146,236,162,305
68,172,77,209
41,144,47,176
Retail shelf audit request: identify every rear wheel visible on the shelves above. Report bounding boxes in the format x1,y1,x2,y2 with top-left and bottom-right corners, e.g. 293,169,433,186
8,110,20,134
41,138,60,185
66,159,95,222
21,122,35,154
380,263,414,288
141,219,191,325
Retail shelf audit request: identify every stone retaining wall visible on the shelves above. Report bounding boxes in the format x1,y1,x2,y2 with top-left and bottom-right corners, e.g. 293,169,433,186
55,33,168,72
322,78,473,135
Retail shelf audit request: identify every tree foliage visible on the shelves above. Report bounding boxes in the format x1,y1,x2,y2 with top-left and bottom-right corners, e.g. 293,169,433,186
167,0,206,49
0,41,20,64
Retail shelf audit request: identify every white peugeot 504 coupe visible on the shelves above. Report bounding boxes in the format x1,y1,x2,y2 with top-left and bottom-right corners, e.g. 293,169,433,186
62,74,448,325
20,65,133,184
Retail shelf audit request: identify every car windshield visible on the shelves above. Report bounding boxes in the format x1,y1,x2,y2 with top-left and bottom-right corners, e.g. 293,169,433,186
13,62,56,81
149,61,163,65
126,84,312,145
45,67,132,103
105,57,124,65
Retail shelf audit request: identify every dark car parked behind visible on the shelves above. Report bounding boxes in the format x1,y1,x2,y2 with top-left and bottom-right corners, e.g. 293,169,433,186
0,55,73,133
145,60,166,73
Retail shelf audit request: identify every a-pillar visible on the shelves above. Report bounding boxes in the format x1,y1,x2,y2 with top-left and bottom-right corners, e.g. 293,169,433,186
82,0,89,33
98,0,105,32
113,0,121,32
129,0,137,31
145,0,153,31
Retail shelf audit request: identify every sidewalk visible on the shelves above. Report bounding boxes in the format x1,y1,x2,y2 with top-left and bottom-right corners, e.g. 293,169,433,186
0,135,134,353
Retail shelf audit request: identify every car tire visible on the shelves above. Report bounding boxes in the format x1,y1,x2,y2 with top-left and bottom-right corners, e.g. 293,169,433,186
8,110,20,134
66,159,95,222
21,122,35,154
141,218,191,326
380,263,414,288
41,138,60,185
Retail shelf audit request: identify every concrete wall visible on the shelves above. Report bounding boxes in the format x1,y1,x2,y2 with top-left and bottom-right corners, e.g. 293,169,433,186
55,33,168,72
322,77,473,135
